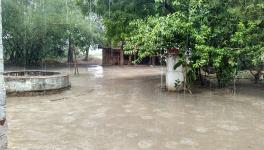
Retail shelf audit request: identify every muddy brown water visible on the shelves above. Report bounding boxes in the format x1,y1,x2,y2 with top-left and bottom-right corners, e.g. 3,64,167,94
6,66,264,150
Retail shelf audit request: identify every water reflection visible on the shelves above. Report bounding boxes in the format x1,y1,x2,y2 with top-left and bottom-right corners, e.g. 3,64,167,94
88,65,103,78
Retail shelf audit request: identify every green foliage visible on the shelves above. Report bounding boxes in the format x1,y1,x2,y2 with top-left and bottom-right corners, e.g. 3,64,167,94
231,2,264,83
3,0,102,66
125,13,192,59
4,0,263,88
174,79,181,87
125,0,264,88
77,0,168,46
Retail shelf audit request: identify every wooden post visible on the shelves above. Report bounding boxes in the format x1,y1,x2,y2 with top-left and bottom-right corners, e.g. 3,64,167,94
67,35,73,63
120,42,124,66
110,48,113,65
0,0,8,148
128,55,132,65
73,47,79,75
152,56,156,66
84,48,89,61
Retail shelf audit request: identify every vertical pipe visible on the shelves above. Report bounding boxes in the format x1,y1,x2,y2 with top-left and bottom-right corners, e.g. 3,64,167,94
0,0,8,149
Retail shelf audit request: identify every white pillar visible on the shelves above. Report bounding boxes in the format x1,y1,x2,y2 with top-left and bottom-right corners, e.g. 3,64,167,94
166,55,184,91
0,0,7,149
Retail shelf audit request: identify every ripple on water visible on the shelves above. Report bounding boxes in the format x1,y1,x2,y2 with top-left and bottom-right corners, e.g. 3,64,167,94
125,109,132,113
141,115,153,120
180,138,196,146
177,122,185,125
89,112,105,119
189,110,199,114
165,141,178,149
257,124,264,131
217,124,240,131
95,107,110,113
195,127,208,133
252,101,264,107
126,132,138,138
63,116,75,123
115,114,126,117
157,112,174,118
139,107,147,111
146,128,161,134
138,140,153,149
122,104,133,108
95,103,103,106
81,121,97,128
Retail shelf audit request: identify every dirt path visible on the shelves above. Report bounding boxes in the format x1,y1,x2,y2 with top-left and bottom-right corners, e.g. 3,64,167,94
7,66,264,150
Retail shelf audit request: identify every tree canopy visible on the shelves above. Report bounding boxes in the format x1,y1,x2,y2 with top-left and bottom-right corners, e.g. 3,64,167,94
2,0,263,87
124,0,264,87
3,0,102,66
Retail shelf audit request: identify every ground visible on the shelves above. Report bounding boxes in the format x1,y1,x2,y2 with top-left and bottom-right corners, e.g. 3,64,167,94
6,66,264,150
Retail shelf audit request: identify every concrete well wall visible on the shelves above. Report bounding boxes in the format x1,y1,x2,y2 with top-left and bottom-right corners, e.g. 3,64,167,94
4,71,70,94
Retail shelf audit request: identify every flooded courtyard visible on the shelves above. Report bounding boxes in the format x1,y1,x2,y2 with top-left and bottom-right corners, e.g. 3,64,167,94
7,66,264,150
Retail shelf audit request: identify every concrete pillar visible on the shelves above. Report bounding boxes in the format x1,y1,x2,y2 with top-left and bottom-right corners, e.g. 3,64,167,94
0,0,7,149
166,55,184,91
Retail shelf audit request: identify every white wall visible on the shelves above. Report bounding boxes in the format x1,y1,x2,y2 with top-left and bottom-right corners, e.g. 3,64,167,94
166,55,184,91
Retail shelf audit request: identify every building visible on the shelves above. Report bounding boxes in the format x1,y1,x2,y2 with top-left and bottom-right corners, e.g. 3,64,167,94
102,47,160,66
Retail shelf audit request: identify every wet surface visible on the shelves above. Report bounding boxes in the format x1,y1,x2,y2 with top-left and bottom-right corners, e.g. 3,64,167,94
6,66,264,150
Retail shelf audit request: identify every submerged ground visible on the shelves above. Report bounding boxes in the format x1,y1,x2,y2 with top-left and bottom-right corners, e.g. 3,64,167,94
6,66,264,150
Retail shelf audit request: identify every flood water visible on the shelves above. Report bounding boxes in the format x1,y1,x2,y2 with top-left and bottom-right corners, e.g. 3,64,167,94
7,66,264,150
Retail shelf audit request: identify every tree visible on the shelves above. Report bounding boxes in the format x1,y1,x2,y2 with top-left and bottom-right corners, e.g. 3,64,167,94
231,1,264,83
77,0,160,65
193,0,240,87
124,1,197,91
2,0,102,66
125,0,264,88
65,0,102,63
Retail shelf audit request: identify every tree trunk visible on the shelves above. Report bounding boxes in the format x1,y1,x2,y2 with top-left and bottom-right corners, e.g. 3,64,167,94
198,68,205,86
120,41,124,66
67,35,73,63
134,54,137,63
128,55,132,65
254,76,260,84
152,56,156,66
73,47,79,75
148,57,152,65
148,56,155,65
0,0,8,148
84,48,89,61
254,72,261,84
